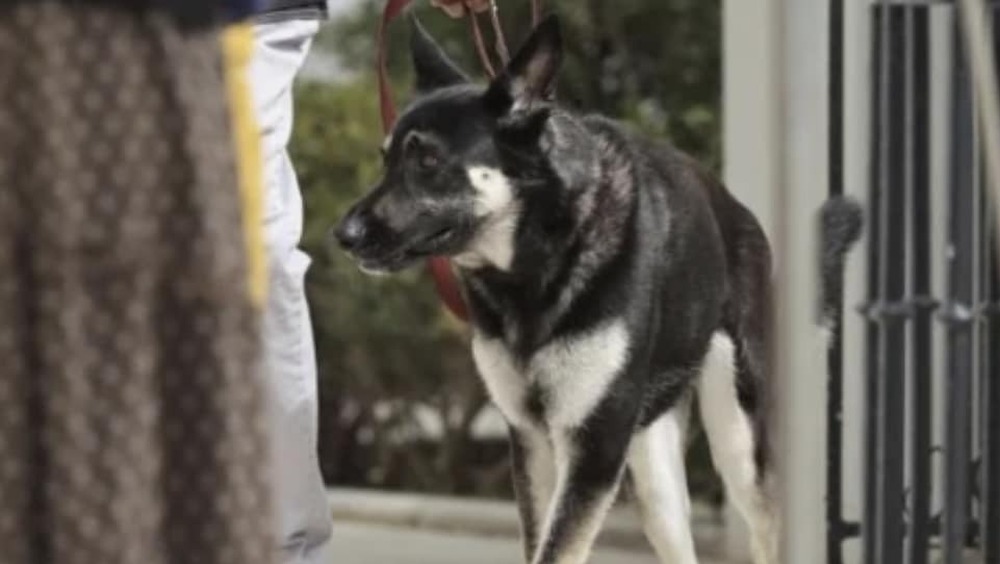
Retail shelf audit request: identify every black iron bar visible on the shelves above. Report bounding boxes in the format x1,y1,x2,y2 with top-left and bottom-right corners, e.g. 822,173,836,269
827,0,848,560
872,4,909,562
942,21,976,564
906,6,933,564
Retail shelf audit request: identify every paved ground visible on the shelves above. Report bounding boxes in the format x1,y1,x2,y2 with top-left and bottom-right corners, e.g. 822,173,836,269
329,522,728,564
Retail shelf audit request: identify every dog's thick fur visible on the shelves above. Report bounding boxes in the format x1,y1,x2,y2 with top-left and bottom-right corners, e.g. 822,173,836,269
334,15,861,564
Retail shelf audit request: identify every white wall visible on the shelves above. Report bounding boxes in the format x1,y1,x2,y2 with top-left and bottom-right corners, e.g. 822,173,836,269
723,1,781,242
724,0,834,560
721,2,783,555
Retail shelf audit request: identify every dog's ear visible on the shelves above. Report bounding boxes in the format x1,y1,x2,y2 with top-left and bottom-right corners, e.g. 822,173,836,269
410,15,468,93
496,107,551,147
484,15,562,114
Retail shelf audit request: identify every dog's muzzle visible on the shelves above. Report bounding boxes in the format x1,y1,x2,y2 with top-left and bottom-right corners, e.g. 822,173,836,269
331,207,464,274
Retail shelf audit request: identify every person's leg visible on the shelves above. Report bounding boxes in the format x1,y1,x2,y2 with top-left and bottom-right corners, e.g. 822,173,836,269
248,15,332,564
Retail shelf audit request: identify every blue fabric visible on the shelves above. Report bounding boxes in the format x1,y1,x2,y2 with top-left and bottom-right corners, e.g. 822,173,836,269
150,0,267,25
258,0,326,14
225,0,268,21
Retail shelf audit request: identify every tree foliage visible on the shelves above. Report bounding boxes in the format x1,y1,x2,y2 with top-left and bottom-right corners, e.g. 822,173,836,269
322,0,721,167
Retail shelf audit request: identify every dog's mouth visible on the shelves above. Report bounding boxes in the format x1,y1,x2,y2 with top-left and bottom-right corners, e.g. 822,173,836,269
409,225,458,255
350,225,462,276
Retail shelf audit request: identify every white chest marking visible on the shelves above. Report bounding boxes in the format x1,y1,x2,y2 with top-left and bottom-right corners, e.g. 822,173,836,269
454,166,520,271
471,320,630,430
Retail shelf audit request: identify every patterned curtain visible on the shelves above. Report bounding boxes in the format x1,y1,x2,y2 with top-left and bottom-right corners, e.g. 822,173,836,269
0,3,275,563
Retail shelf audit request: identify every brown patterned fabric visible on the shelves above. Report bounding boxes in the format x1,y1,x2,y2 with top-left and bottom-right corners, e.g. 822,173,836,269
0,4,274,564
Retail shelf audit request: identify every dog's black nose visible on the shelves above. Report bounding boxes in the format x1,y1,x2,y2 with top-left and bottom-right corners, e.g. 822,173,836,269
334,214,368,251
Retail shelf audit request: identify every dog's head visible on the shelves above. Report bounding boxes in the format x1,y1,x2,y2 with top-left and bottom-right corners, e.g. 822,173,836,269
332,15,563,275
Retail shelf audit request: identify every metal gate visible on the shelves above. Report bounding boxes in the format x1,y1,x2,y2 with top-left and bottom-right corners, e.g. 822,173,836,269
826,1,1000,562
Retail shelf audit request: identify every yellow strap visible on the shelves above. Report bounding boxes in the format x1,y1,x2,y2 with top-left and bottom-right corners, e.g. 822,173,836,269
221,24,267,307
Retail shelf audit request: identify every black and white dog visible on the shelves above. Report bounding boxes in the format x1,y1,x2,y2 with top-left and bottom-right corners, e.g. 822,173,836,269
333,15,861,564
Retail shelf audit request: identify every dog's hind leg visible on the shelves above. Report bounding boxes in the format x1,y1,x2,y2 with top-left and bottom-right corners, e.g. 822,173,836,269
510,426,557,562
697,332,777,564
627,397,700,564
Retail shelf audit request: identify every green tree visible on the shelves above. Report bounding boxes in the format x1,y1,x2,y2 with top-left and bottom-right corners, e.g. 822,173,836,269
322,0,721,168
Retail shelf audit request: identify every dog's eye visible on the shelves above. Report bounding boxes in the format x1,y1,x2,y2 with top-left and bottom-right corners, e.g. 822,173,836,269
419,152,441,170
404,133,443,173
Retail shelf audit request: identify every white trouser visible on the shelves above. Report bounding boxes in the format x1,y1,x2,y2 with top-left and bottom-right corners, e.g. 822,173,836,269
249,16,332,564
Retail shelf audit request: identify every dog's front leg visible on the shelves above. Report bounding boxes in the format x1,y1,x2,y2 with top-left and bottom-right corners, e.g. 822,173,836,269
530,428,629,564
510,426,556,561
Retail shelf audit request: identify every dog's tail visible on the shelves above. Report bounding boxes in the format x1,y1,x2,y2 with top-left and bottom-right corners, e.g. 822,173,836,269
819,195,864,327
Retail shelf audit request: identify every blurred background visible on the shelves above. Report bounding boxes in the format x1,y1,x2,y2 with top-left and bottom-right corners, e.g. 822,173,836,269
290,0,726,507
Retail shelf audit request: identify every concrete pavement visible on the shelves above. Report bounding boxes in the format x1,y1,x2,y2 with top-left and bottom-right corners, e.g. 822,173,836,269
327,488,745,563
329,521,730,564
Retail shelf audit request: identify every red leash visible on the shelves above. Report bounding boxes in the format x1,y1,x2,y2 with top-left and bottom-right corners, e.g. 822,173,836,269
376,0,412,130
376,0,540,321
